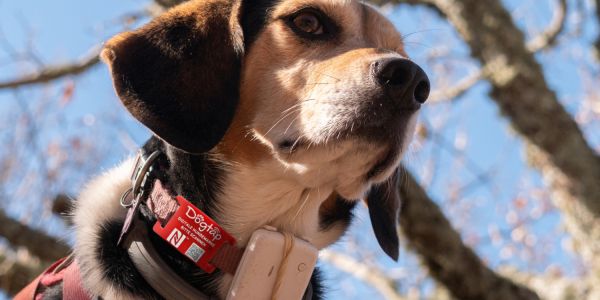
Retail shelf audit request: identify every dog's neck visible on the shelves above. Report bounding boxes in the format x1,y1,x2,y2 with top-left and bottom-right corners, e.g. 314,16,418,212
139,136,352,298
143,136,342,246
214,124,363,249
214,154,347,249
73,136,352,299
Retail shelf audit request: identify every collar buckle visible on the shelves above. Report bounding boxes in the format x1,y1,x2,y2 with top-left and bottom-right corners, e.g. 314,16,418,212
120,150,162,208
117,150,162,246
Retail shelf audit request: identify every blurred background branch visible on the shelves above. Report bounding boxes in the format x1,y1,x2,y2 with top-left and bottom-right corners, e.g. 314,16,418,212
398,167,539,300
595,0,600,60
0,0,599,299
0,250,45,296
0,47,100,90
0,209,69,262
527,0,568,52
320,249,407,300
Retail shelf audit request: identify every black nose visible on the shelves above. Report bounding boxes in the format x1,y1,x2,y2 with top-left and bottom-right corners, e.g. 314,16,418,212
374,58,430,106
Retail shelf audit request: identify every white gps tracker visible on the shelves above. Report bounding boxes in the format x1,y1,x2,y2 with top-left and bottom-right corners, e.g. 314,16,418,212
227,228,318,300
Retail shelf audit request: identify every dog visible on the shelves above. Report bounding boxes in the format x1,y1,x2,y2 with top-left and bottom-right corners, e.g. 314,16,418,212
47,0,429,298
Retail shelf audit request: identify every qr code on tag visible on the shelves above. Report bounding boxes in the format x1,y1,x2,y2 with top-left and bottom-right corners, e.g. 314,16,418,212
185,243,205,263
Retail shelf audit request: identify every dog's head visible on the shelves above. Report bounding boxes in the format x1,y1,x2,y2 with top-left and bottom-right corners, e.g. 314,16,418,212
102,0,429,260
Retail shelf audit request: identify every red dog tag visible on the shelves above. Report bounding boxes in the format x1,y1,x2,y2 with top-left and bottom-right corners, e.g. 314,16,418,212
153,196,236,273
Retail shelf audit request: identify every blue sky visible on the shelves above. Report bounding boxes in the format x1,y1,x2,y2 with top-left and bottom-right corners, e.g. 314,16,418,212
0,0,598,299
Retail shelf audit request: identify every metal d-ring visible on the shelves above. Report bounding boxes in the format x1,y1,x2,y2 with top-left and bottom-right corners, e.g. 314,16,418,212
119,150,161,209
120,188,134,208
131,150,161,196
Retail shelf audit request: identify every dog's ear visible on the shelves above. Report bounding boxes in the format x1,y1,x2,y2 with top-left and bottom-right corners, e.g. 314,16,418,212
366,169,401,261
101,0,245,153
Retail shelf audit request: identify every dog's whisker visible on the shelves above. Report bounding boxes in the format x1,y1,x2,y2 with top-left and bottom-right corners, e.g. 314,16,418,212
263,107,303,137
304,82,334,86
279,101,308,115
290,135,305,151
313,70,341,81
400,28,443,41
228,126,257,157
264,97,335,139
283,115,301,136
273,99,319,119
292,189,312,223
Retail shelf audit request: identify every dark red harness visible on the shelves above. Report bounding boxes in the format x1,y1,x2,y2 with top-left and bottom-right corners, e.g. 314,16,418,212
14,256,90,300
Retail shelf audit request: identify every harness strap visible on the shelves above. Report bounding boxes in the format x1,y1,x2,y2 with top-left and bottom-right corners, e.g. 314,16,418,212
62,258,90,300
14,255,91,300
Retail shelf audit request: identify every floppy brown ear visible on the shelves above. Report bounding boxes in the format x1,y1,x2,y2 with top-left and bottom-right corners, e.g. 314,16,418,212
101,0,244,153
366,169,401,261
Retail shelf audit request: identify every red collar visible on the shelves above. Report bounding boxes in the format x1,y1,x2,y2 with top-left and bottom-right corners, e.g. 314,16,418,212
118,150,243,275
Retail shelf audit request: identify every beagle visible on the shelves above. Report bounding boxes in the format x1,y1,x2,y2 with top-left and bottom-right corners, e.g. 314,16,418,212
62,0,429,299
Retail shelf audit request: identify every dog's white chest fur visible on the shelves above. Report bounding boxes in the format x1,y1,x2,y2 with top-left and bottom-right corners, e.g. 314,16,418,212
218,160,343,250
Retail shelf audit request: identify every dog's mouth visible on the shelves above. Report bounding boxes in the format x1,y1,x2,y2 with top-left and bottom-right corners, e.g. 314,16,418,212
362,112,416,180
366,143,401,180
276,124,408,161
272,105,417,181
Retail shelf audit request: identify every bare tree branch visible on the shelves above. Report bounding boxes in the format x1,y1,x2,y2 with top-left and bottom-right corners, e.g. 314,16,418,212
320,249,407,300
0,2,182,92
429,71,482,103
595,0,600,61
428,0,568,103
527,0,568,52
501,266,592,300
398,167,540,300
386,0,600,280
0,210,70,262
0,1,186,91
430,0,600,274
0,47,100,90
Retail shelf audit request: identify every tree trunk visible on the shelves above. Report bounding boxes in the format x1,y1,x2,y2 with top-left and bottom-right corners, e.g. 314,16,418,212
398,168,540,300
0,210,70,262
384,0,600,284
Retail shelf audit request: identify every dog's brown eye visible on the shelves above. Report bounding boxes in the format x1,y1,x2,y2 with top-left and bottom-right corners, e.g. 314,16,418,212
284,8,338,40
292,12,323,35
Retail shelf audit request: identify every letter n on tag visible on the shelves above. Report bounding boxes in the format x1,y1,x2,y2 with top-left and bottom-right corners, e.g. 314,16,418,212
166,228,186,248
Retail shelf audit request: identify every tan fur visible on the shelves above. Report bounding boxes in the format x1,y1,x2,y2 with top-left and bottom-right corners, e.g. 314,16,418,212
217,0,409,201
78,1,421,299
211,5,416,296
211,3,416,297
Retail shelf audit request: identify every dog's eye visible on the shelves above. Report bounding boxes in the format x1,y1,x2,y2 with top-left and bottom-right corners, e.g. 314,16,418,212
284,8,338,40
292,12,323,35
